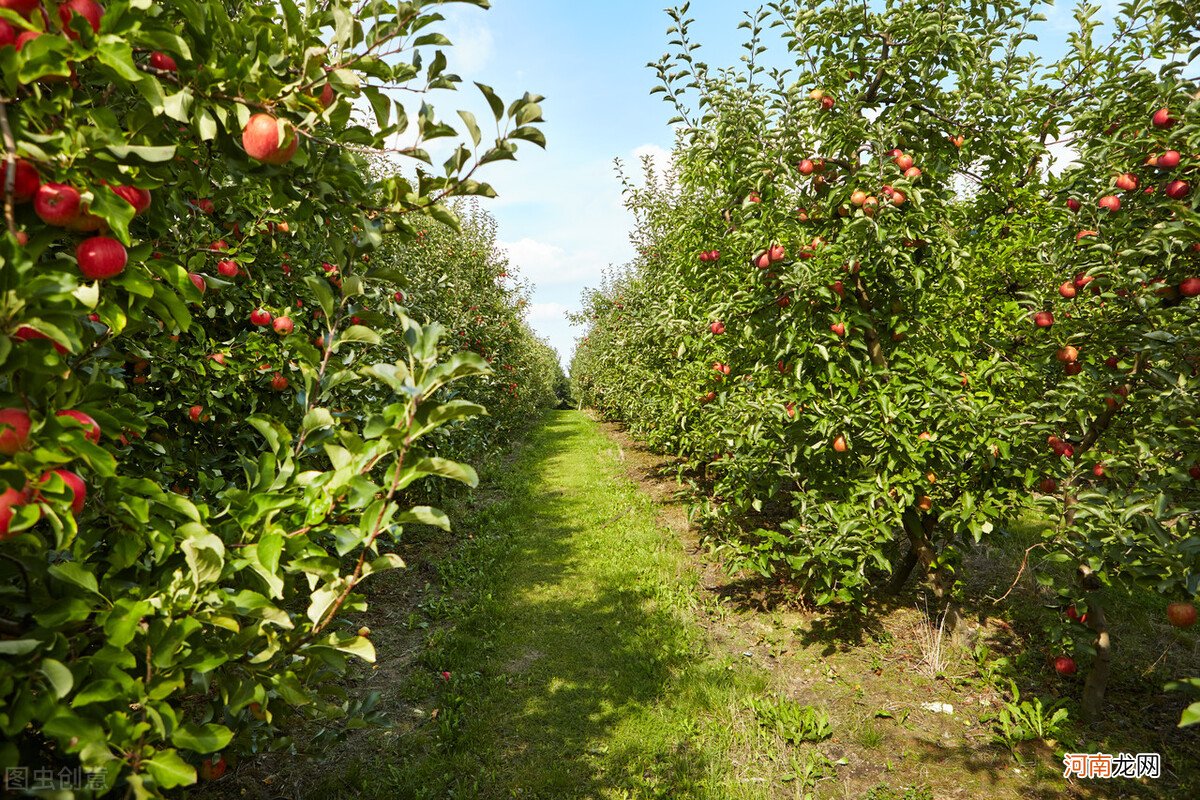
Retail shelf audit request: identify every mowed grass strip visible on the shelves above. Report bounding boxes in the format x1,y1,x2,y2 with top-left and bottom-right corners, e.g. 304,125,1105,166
355,410,773,800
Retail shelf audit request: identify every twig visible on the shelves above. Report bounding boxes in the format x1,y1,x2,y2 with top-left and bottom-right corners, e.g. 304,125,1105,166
0,97,18,235
991,542,1047,604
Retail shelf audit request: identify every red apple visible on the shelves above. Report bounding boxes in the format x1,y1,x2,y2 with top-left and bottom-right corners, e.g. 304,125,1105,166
1039,477,1058,493
148,51,176,71
1033,311,1054,328
319,82,335,108
1166,602,1197,629
0,20,15,48
1190,465,1200,480
831,280,845,298
0,408,31,455
34,183,82,226
1054,656,1077,676
0,1,42,18
209,239,228,251
832,435,847,452
75,237,127,280
1179,278,1200,297
1066,605,1087,624
904,166,922,180
1064,362,1082,376
109,184,151,215
754,251,772,269
217,259,239,278
1092,463,1105,478
242,113,298,165
272,316,293,336
1056,345,1079,363
1076,229,1097,241
1059,281,1076,298
769,244,785,262
56,410,100,442
820,95,834,110
40,469,85,515
1156,150,1181,169
1115,173,1138,191
14,326,68,354
270,373,289,391
0,486,31,540
894,153,914,170
250,308,272,327
1066,197,1081,211
199,756,227,781
797,158,814,175
393,290,406,303
709,321,725,335
1098,194,1120,212
850,190,867,206
830,322,846,337
194,198,215,215
1164,180,1190,200
1151,107,1176,128
58,0,103,38
188,405,204,423
188,273,206,294
2,159,39,203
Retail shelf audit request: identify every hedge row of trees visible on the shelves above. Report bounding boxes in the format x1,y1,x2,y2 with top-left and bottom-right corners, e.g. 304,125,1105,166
571,0,1198,726
0,0,558,795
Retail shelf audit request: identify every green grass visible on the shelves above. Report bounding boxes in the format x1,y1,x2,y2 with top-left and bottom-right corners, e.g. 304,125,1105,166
319,411,778,799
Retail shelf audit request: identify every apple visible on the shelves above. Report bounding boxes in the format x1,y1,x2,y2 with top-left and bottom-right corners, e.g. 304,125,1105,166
242,113,299,164
1033,311,1054,328
808,88,825,100
797,158,815,175
0,408,31,455
830,280,845,297
272,316,293,336
0,486,31,540
56,410,100,442
1056,345,1079,363
776,295,791,308
918,431,931,441
393,290,406,303
0,20,16,47
917,495,933,511
1190,465,1200,480
850,190,867,206
75,237,127,280
832,435,848,452
1151,107,1176,128
1074,273,1094,289
58,0,103,38
188,273,206,294
1066,197,1080,211
894,153,914,170
194,198,215,215
754,251,771,269
188,405,204,423
3,159,38,203
148,51,176,71
1114,173,1138,191
785,402,795,418
34,183,82,226
1076,229,1097,240
1064,362,1082,376
1098,194,1120,212
709,321,725,335
701,391,716,404
830,322,846,337
320,82,336,108
1092,463,1105,478
1066,605,1087,624
250,308,272,327
270,373,289,391
0,0,41,17
890,191,907,206
1038,477,1058,493
40,469,86,515
15,326,69,354
1166,602,1196,629
217,259,239,278
820,95,835,110
904,166,922,180
1059,281,1076,298
199,756,227,781
1164,180,1190,200
1156,150,1181,169
1179,278,1200,297
1054,656,1077,676
768,244,785,262
109,184,152,215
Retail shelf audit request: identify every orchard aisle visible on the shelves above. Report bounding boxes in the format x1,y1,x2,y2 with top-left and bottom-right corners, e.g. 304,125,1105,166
366,409,774,799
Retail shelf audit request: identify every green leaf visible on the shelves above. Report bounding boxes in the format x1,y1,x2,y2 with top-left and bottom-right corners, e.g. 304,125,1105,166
172,723,233,754
144,749,196,789
40,658,74,699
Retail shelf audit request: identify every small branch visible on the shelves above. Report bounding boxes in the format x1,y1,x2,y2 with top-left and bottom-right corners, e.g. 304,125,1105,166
991,542,1047,604
0,97,19,236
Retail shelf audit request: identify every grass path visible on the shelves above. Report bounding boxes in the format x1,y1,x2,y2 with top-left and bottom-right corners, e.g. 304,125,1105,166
361,410,773,799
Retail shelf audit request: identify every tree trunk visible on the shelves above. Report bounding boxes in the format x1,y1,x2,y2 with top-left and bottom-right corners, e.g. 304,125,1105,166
1078,566,1110,722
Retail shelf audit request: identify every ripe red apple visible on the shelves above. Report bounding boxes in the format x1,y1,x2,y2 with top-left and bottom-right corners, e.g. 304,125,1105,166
2,159,39,203
1,18,17,46
250,308,272,327
1076,229,1097,241
850,190,867,206
1066,197,1080,211
776,295,791,308
319,82,336,108
0,486,31,540
148,51,176,71
270,373,289,391
56,410,100,442
40,469,86,515
797,158,815,175
894,153,914,170
1098,194,1120,212
1151,107,1176,128
1054,656,1077,676
1033,311,1054,328
710,321,725,335
34,183,82,226
242,113,298,165
188,405,203,423
1190,465,1200,480
1166,602,1197,629
393,290,406,303
1164,180,1190,200
1066,605,1087,624
1064,362,1082,376
272,316,293,336
830,280,845,298
768,244,785,262
109,184,152,215
1059,281,1076,298
14,326,69,354
0,1,42,18
1038,477,1058,493
904,166,922,180
832,435,848,452
1056,345,1079,363
199,756,227,781
76,237,127,280
194,198,215,215
0,408,31,455
1114,173,1138,191
1156,150,1181,169
754,251,772,269
830,322,846,337
1179,278,1200,297
820,95,835,110
188,273,206,294
217,259,239,278
58,0,103,38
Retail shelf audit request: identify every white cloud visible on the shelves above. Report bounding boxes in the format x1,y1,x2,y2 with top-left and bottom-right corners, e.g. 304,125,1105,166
500,238,610,287
442,16,494,75
526,302,570,323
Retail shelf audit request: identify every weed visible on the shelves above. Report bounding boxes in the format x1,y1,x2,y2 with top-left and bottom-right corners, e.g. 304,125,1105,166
749,696,832,744
989,680,1069,759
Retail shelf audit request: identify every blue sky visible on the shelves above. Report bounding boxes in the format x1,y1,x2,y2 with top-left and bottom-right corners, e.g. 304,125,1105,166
425,1,1112,365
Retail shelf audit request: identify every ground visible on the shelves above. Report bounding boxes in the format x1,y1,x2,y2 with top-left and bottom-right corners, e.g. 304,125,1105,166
191,410,1199,800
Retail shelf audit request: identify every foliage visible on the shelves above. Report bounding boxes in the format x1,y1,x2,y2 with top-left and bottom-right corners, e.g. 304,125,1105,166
572,0,1199,725
989,680,1070,758
749,696,832,744
0,0,552,795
